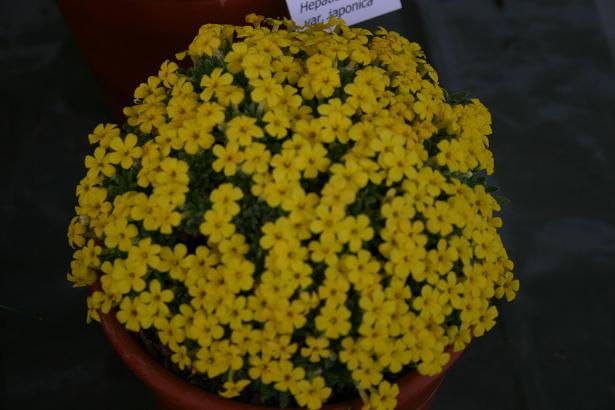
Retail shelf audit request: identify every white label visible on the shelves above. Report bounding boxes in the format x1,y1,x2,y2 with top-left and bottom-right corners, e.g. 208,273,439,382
286,0,402,27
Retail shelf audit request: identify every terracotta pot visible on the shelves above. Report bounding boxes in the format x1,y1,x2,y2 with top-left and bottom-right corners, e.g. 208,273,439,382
97,307,463,410
56,0,290,119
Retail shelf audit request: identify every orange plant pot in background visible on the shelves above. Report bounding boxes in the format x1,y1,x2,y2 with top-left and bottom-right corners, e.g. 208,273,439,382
98,307,463,410
56,0,289,119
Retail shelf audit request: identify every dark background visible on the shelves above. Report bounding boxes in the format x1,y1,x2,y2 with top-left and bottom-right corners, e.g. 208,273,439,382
2,0,615,409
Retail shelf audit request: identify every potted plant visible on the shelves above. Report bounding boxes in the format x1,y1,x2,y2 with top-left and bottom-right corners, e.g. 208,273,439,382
67,15,520,410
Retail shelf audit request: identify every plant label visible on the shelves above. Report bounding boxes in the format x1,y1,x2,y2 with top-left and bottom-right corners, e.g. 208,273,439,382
286,0,402,26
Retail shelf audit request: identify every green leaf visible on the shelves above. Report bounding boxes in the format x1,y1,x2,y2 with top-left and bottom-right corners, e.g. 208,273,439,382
494,194,511,206
447,90,471,105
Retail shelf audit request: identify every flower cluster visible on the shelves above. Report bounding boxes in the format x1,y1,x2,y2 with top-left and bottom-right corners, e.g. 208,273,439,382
68,15,519,410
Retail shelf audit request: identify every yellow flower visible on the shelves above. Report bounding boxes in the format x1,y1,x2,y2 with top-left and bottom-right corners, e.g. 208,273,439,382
84,147,116,178
67,254,97,287
272,56,302,84
273,300,308,334
299,143,330,178
241,52,272,80
320,179,356,210
300,336,330,363
170,345,191,370
381,196,415,227
255,37,282,57
344,82,377,113
189,29,221,57
250,77,283,107
178,119,214,154
219,234,249,263
168,93,197,123
80,239,102,267
337,215,374,252
242,142,270,174
352,356,382,389
226,115,263,146
320,111,352,143
196,101,226,127
88,290,113,322
378,339,411,373
183,245,218,283
216,296,253,330
139,279,174,316
310,204,345,242
150,202,182,234
116,296,142,332
158,244,189,281
86,294,102,323
436,139,465,171
262,178,299,208
77,186,110,219
221,259,255,294
315,302,351,339
416,347,450,376
158,60,179,88
219,379,251,399
318,275,349,306
210,183,243,216
343,250,380,290
130,193,157,228
67,216,86,248
309,67,340,98
103,258,144,294
447,325,472,352
359,289,396,327
263,108,291,139
194,346,227,378
272,360,305,392
473,305,498,337
103,218,138,251
358,321,389,354
152,185,187,209
200,67,234,101
318,97,355,117
364,381,399,410
423,200,459,237
212,142,244,176
309,237,342,266
155,316,186,350
189,311,224,348
216,84,245,106
170,75,195,96
339,337,368,371
412,285,447,324
133,75,164,100
293,377,331,410
214,340,244,371
427,239,458,276
224,42,249,74
107,133,142,169
306,54,333,72
248,354,277,383
200,209,235,243
259,218,292,249
271,150,303,181
495,271,520,302
88,123,120,147
156,157,189,187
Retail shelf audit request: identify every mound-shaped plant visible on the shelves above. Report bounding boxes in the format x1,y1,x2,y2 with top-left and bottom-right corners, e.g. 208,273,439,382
67,15,519,410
